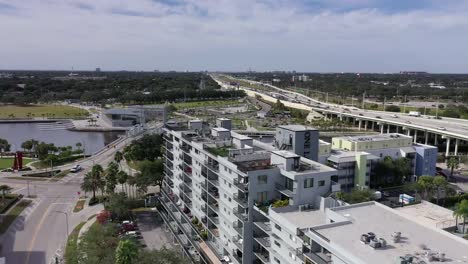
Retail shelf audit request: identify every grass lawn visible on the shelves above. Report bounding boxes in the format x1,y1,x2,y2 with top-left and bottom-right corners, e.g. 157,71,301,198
172,99,243,110
73,200,86,213
127,160,142,170
64,221,86,264
30,156,83,169
0,199,32,234
0,104,89,119
0,157,34,169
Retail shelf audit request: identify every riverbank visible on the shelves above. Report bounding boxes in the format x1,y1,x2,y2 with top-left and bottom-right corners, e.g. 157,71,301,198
0,104,88,120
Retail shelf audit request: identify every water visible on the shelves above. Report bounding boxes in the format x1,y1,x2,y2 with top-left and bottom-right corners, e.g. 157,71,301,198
0,122,124,155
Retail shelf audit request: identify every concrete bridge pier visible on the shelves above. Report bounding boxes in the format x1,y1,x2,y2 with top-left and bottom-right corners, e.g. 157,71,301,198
414,130,418,143
446,137,451,157
425,131,429,145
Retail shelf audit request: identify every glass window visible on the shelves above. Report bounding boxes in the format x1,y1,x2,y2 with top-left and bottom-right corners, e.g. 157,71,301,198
257,191,267,203
274,240,281,247
275,224,281,231
258,175,268,184
304,178,314,188
318,180,325,187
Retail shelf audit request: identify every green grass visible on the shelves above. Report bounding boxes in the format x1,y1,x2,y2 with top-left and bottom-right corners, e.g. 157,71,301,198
0,199,32,234
6,176,50,181
53,169,70,179
206,147,230,157
0,157,34,169
30,156,83,169
64,221,86,264
172,99,243,110
73,200,86,213
0,104,89,119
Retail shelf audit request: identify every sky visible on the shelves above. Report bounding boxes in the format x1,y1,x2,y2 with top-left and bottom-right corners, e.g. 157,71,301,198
1,0,468,73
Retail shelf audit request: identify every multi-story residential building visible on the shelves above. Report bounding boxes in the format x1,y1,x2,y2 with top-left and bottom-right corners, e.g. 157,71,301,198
323,133,437,191
253,200,468,264
159,119,339,264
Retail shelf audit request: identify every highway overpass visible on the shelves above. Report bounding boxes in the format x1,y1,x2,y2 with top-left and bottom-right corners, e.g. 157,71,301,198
213,76,468,156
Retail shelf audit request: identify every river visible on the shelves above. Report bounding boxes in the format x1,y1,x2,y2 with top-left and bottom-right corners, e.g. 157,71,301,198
0,122,124,155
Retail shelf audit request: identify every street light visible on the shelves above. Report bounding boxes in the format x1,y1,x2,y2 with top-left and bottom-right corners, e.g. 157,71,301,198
53,210,69,237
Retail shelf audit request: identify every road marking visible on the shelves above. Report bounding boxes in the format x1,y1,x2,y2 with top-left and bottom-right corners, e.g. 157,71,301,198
24,196,65,264
12,187,26,193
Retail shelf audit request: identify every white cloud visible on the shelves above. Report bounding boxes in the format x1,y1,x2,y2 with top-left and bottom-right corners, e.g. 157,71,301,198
1,0,468,72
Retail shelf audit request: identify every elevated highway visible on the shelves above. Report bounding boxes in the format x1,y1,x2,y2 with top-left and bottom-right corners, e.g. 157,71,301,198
213,76,468,156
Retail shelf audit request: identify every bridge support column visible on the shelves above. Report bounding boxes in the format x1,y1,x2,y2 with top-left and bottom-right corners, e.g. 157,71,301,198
455,139,459,156
435,134,438,145
380,124,384,134
407,129,411,136
424,131,428,145
414,130,418,143
396,126,399,134
371,122,375,131
387,125,390,134
446,137,451,157
364,120,368,130
358,120,362,131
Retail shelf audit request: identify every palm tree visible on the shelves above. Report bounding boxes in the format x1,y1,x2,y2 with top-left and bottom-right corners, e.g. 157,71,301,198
433,176,448,205
0,184,12,201
417,176,434,200
105,162,119,194
81,164,105,201
115,239,139,264
126,175,136,199
117,170,129,194
453,200,468,234
446,156,460,181
114,151,123,169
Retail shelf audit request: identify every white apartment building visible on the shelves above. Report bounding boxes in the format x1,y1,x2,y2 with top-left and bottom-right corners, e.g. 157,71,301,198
159,119,339,264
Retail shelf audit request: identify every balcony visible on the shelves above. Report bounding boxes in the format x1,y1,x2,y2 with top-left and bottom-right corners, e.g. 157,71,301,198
304,252,332,264
232,249,243,263
233,178,248,192
233,223,243,236
204,160,219,172
275,182,295,197
233,236,243,251
233,194,248,208
254,236,271,249
208,202,219,213
181,144,191,153
254,251,270,263
254,221,271,234
233,208,248,222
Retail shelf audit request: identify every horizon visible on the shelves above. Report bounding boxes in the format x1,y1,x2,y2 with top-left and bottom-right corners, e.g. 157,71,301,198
2,1,468,72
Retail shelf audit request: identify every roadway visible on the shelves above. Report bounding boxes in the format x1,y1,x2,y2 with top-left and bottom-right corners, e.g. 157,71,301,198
213,76,468,155
0,124,163,264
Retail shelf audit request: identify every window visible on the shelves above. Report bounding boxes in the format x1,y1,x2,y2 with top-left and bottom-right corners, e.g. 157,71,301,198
257,191,267,203
258,175,268,184
275,224,282,231
318,180,325,187
274,257,281,264
304,178,314,188
274,240,281,247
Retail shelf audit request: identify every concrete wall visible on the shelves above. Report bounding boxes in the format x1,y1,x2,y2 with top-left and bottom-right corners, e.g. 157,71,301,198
414,144,438,176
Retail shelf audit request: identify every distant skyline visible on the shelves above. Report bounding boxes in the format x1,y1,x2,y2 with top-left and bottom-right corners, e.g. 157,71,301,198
2,0,468,73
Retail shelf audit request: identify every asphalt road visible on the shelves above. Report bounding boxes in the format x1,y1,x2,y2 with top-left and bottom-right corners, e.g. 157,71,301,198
0,126,161,264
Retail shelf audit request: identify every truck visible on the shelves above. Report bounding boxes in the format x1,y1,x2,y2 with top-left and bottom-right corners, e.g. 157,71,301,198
408,111,421,117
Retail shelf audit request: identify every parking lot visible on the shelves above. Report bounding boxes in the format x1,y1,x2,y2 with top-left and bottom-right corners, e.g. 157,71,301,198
134,210,173,250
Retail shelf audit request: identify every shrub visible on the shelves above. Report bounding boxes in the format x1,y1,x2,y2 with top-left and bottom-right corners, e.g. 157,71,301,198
89,197,100,206
272,199,289,208
201,230,208,240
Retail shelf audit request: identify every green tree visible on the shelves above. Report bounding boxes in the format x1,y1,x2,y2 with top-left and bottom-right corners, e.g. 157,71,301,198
115,239,139,264
0,184,12,201
0,138,10,157
117,170,129,194
433,176,448,205
107,192,130,220
135,160,163,192
78,222,119,263
81,164,105,200
386,105,401,112
417,176,434,200
453,199,468,234
114,151,124,168
36,142,57,160
105,162,119,194
446,156,460,181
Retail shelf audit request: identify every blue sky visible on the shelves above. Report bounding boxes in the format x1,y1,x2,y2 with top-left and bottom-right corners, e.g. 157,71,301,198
1,0,468,72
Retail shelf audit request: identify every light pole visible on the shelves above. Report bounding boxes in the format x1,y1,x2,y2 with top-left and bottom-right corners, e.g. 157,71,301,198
54,210,69,237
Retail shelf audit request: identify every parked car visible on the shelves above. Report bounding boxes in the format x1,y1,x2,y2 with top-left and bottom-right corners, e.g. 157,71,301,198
70,164,82,173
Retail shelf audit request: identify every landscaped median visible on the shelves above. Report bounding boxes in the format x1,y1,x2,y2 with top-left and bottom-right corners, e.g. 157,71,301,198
64,221,86,263
73,199,86,213
0,199,32,234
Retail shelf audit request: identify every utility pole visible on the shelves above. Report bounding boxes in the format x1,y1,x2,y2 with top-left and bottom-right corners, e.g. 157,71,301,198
383,97,386,112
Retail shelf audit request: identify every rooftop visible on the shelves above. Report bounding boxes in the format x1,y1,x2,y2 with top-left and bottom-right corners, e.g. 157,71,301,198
395,201,457,230
336,133,412,143
272,150,300,159
271,206,327,229
312,202,468,263
278,125,318,132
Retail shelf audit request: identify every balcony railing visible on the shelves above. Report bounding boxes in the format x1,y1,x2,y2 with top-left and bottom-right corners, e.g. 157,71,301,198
233,179,248,192
233,208,248,222
233,194,248,207
254,251,270,263
275,182,295,197
254,236,271,248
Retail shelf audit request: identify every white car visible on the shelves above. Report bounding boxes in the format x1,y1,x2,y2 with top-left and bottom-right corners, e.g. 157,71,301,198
70,164,81,173
437,127,447,131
